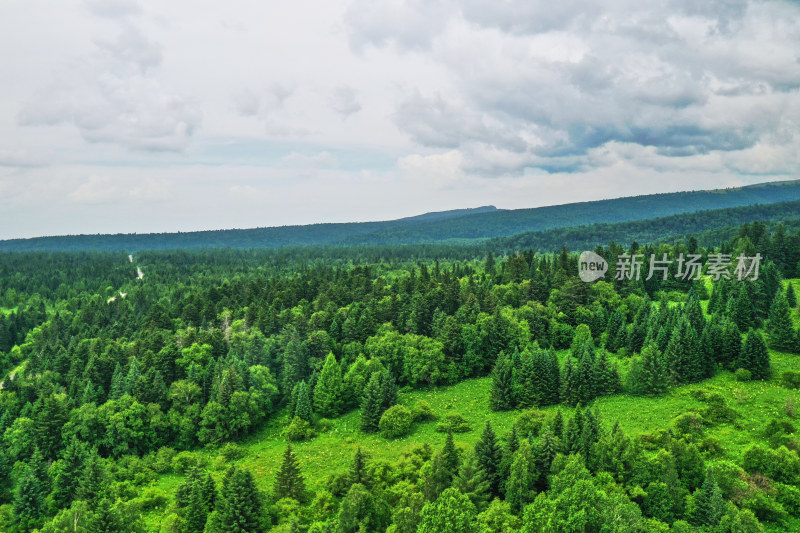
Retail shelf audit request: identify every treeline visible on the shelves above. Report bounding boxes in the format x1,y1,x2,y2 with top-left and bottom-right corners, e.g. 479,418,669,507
0,219,799,531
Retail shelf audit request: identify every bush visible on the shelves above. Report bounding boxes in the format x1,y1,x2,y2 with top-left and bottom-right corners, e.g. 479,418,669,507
411,400,436,422
379,405,413,439
672,412,705,440
171,451,206,474
786,396,797,418
735,368,752,382
151,447,176,474
781,371,800,389
283,416,315,442
435,413,471,433
515,408,547,438
219,442,247,461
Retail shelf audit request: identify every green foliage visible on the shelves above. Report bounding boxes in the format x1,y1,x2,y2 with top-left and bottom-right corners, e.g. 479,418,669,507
379,405,413,439
436,413,472,433
417,487,478,533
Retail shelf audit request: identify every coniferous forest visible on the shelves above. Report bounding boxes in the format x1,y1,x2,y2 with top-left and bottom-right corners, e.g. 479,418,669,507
1,218,800,532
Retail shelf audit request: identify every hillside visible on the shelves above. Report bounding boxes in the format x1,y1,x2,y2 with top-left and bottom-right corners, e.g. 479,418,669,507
1,179,798,251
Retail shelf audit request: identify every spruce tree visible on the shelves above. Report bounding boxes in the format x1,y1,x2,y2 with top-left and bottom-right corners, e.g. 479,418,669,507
293,380,312,422
108,363,126,400
13,466,46,532
217,466,264,532
489,352,515,411
787,283,797,309
474,421,503,498
78,450,108,505
563,406,584,455
274,445,307,503
665,318,704,383
552,409,564,439
737,330,771,380
313,352,342,417
183,481,210,533
766,291,796,352
360,372,383,433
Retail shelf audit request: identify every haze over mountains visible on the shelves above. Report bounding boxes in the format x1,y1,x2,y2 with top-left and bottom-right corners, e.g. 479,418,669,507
1,179,799,252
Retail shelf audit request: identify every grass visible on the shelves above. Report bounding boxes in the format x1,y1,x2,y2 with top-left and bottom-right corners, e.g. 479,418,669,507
139,289,800,529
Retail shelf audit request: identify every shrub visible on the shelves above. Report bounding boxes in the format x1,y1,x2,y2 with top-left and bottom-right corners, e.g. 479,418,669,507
435,413,471,433
781,371,800,389
283,416,315,442
672,412,705,440
411,400,436,422
379,405,413,439
219,442,247,461
785,396,797,418
514,408,547,438
735,368,752,382
151,447,176,474
171,451,206,474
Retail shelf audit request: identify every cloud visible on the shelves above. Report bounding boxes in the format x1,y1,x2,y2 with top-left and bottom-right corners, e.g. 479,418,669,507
280,151,339,169
0,149,52,168
329,86,362,117
18,23,200,152
348,0,800,177
85,0,142,19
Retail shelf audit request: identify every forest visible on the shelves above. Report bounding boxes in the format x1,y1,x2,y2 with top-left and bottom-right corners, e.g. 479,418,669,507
0,218,800,532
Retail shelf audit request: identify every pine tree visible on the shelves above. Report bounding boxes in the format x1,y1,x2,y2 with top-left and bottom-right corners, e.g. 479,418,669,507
274,445,307,503
441,431,460,479
730,283,754,331
489,352,515,411
313,352,342,417
429,431,461,497
684,293,706,334
474,421,503,498
533,427,559,491
78,450,108,505
552,409,564,439
766,291,796,352
217,466,264,532
563,406,584,455
604,310,625,353
737,329,771,380
417,487,478,533
124,357,142,397
360,372,383,433
787,283,797,310
293,380,312,422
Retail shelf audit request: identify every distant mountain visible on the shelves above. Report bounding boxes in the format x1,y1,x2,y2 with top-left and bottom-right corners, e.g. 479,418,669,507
1,180,798,251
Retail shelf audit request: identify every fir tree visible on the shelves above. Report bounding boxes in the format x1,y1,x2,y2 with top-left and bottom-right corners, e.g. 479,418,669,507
14,467,46,532
766,291,796,352
552,408,564,439
183,481,210,533
737,329,771,380
787,283,797,309
124,357,142,397
489,352,515,411
78,450,108,505
563,406,584,455
720,318,742,370
360,372,383,433
665,317,705,383
274,445,307,503
313,352,342,417
474,421,503,498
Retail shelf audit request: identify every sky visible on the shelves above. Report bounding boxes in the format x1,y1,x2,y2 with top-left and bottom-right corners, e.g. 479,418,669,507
1,0,799,239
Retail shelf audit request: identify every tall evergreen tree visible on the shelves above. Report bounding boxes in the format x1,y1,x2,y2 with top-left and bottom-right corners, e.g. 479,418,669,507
379,370,399,411
720,318,742,370
626,345,669,396
274,445,307,503
293,380,313,422
51,439,88,510
736,330,771,380
766,291,796,352
360,372,383,433
474,421,503,498
216,466,264,532
692,468,724,527
787,282,797,309
665,318,705,383
505,440,536,513
348,447,371,489
489,352,515,411
453,453,490,512
313,352,342,417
